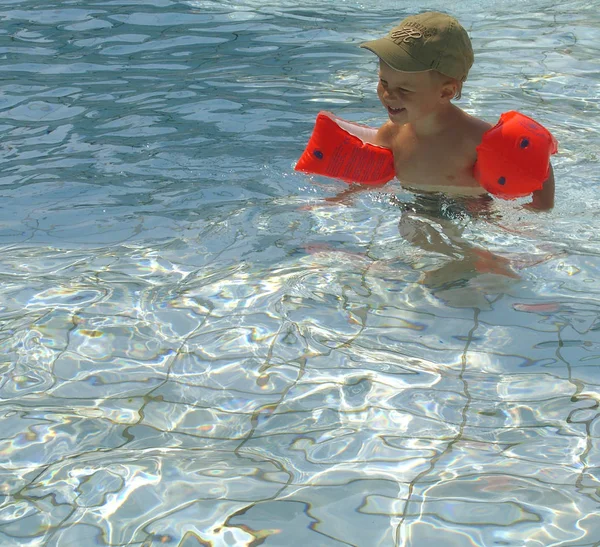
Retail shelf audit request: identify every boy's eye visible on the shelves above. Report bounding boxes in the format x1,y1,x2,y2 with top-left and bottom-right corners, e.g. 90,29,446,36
379,79,410,93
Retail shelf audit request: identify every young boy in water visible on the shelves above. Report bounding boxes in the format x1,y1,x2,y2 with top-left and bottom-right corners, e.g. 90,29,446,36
360,11,555,210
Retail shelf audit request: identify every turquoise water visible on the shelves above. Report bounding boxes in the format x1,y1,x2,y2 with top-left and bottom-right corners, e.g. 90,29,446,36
1,1,600,546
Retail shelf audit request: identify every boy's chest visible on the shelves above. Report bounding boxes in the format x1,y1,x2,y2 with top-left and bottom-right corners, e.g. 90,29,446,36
391,131,477,187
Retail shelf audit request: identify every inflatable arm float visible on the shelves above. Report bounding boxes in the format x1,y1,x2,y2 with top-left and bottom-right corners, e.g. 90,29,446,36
294,111,395,186
473,111,558,198
295,110,557,199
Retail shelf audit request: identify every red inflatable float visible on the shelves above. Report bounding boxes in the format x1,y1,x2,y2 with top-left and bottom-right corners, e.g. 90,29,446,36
473,111,558,198
295,110,557,199
294,111,395,186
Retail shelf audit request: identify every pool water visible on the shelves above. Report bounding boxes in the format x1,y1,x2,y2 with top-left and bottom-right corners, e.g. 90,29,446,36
1,1,600,546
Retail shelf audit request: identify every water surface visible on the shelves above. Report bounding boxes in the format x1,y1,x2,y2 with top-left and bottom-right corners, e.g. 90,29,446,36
1,1,600,546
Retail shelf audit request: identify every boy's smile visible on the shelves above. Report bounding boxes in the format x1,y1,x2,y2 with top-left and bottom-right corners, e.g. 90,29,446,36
386,106,405,116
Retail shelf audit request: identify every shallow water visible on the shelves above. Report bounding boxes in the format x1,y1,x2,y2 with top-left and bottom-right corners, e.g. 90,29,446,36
1,1,600,546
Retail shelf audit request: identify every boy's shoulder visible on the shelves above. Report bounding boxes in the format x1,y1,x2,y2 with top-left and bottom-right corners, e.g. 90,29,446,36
456,109,492,149
375,120,399,147
376,107,492,150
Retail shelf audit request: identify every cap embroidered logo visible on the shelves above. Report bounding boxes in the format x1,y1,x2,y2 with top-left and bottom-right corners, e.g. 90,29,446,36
390,28,423,44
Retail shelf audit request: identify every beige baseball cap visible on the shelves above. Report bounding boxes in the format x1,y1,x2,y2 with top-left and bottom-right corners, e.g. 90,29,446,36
360,12,474,82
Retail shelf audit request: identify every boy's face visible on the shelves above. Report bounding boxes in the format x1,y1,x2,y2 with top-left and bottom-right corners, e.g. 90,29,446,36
377,61,451,125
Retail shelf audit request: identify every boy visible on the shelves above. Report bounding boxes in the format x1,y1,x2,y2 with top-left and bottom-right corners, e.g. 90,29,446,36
360,11,555,210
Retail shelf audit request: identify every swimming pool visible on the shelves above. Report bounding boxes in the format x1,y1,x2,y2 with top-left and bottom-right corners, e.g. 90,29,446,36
1,0,599,545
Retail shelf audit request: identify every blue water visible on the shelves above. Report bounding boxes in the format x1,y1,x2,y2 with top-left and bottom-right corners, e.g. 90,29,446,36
1,1,600,546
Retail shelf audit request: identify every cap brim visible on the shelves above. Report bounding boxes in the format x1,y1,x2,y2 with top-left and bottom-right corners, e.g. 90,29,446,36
360,38,430,73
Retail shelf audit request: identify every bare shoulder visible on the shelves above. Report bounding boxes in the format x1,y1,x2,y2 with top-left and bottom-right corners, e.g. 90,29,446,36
375,120,398,148
456,109,492,147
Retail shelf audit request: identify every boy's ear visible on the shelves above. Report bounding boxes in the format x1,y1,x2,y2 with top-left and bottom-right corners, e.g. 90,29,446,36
440,81,457,100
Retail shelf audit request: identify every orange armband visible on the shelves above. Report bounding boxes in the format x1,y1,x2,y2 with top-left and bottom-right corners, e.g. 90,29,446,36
295,111,395,186
474,111,558,199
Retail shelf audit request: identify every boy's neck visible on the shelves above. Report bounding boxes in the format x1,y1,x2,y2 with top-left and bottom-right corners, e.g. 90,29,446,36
409,103,459,138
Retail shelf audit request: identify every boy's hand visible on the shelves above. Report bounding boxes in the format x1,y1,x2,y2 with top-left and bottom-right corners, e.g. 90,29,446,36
526,164,555,211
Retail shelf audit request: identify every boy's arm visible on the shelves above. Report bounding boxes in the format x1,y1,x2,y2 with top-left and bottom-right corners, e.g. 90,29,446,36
527,164,555,211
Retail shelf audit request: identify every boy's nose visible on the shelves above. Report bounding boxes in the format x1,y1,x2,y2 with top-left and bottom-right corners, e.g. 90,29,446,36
383,88,398,100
